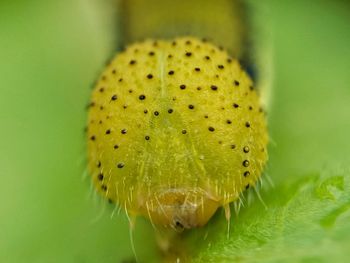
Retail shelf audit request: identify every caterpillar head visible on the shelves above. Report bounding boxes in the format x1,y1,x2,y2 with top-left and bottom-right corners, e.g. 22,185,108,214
87,37,268,229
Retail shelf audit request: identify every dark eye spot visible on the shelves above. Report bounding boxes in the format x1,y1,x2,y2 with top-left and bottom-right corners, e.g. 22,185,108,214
145,135,150,140
149,51,155,56
188,104,194,110
113,145,119,149
182,129,187,134
243,171,250,177
90,135,96,141
139,94,146,100
105,129,111,134
121,129,127,134
168,109,173,113
233,103,239,108
154,111,159,116
129,60,136,65
234,80,240,86
227,58,232,63
185,52,192,57
111,94,117,101
147,74,153,79
180,84,186,90
97,173,104,181
101,185,107,191
168,70,175,75
218,65,224,69
243,146,250,153
245,122,251,128
204,56,210,60
117,163,125,168
99,87,104,93
249,106,253,110
185,40,191,45
97,161,101,168
226,119,232,124
231,144,236,149
211,85,218,91
194,67,200,72
208,126,215,132
243,160,250,167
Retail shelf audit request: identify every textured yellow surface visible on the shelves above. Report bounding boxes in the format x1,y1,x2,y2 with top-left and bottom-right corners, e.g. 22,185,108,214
87,37,268,229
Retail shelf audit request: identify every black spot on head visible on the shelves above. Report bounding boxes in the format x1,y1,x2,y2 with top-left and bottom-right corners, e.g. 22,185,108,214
97,161,101,168
234,80,240,86
233,103,239,108
226,119,232,124
194,67,201,72
147,74,153,79
154,111,159,116
149,51,155,56
204,55,210,60
204,115,208,119
145,135,150,140
168,70,175,75
243,171,250,177
99,87,104,93
105,129,111,135
243,160,250,167
231,144,236,149
180,84,186,90
185,52,192,57
182,129,187,134
243,146,250,153
168,54,173,59
197,86,202,91
211,85,218,91
218,65,224,69
185,40,191,45
129,60,136,65
249,106,253,110
144,109,148,114
111,94,117,101
129,89,133,93
245,122,251,128
101,185,107,191
121,129,127,134
139,94,146,100
168,109,173,114
113,144,119,149
119,78,123,82
208,126,215,132
90,135,96,141
98,173,104,181
227,58,232,63
188,104,194,110
123,105,127,109
99,106,104,110
117,162,125,168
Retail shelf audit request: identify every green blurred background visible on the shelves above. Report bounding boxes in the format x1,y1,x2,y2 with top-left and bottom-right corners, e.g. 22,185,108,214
1,0,350,262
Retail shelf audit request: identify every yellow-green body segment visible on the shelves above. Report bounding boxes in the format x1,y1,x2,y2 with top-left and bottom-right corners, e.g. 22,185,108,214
87,37,268,230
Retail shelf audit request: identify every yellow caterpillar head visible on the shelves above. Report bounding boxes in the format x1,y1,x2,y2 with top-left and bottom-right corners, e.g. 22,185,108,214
86,37,268,230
